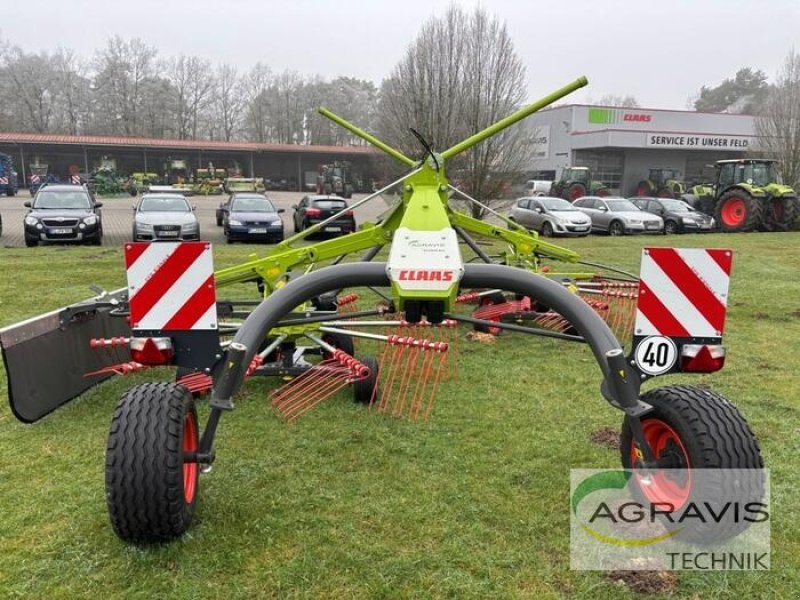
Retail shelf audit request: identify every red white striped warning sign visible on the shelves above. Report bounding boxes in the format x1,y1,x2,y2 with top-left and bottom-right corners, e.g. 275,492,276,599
125,242,217,331
0,177,8,185
635,248,732,339
71,174,81,184
30,174,40,183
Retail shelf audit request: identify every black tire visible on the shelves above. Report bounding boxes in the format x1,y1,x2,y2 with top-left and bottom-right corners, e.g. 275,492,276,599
620,385,764,544
353,356,379,404
322,332,355,359
608,220,625,236
91,228,103,246
24,235,38,247
541,221,554,237
763,195,798,231
106,382,200,544
216,214,223,227
323,182,332,195
715,189,762,233
473,291,507,334
344,184,353,199
663,219,679,235
595,186,611,198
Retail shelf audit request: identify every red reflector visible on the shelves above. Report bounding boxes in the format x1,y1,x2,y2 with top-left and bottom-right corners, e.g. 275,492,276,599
681,344,725,373
130,337,174,365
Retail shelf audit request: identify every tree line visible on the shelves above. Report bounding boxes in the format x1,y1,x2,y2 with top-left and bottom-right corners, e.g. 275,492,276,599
0,35,378,146
1,10,799,195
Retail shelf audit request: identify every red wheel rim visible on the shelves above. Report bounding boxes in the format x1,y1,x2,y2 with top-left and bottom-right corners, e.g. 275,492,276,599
772,199,784,221
569,185,585,200
630,418,692,508
596,188,610,197
636,184,648,196
182,413,198,504
720,198,746,227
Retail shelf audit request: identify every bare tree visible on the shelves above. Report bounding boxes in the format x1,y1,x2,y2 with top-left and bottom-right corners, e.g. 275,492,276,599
169,55,214,140
92,37,157,135
755,50,800,189
242,63,273,142
214,63,244,141
305,77,379,145
595,94,640,108
1,47,59,132
377,6,529,217
51,49,92,135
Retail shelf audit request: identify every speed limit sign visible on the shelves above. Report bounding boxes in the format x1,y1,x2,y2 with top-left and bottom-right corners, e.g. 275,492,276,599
634,336,678,375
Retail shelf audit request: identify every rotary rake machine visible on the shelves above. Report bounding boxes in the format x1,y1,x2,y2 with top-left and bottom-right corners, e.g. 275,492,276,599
0,76,763,545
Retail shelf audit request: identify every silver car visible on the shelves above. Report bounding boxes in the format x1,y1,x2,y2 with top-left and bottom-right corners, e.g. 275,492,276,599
132,193,200,241
572,196,664,235
509,196,591,237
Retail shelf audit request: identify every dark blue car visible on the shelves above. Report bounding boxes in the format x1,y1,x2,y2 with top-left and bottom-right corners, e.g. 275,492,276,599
221,193,285,244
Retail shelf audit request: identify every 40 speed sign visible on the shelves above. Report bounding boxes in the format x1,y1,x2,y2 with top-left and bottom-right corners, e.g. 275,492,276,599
630,247,732,377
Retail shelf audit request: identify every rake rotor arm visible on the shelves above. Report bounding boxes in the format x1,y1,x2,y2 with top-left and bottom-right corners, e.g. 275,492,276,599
213,225,391,288
213,262,644,414
447,210,580,264
318,107,416,167
441,76,588,160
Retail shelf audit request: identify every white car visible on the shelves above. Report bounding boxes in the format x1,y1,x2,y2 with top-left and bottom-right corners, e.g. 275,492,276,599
572,196,664,235
132,193,200,241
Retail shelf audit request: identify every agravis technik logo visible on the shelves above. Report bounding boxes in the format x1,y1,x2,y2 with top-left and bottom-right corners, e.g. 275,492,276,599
570,469,770,570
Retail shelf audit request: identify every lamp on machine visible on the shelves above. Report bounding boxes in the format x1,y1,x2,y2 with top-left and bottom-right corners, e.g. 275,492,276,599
681,344,725,373
129,337,174,365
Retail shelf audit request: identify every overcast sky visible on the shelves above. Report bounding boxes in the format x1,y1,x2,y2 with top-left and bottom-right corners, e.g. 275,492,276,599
6,0,799,111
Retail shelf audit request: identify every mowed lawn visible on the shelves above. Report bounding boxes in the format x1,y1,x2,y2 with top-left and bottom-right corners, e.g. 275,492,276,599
0,232,798,599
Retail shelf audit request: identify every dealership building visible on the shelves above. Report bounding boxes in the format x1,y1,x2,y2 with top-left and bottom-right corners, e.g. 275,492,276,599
524,105,757,196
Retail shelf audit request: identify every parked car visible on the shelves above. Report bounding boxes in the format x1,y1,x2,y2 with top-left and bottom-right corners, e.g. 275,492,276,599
523,180,552,197
509,195,591,237
23,183,103,246
572,196,663,236
292,194,356,236
630,196,715,234
132,193,200,241
221,193,285,244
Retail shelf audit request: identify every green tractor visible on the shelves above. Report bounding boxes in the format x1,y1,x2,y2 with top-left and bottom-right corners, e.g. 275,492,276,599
92,158,137,196
549,166,610,201
634,168,685,198
194,165,227,195
130,172,161,193
712,159,797,232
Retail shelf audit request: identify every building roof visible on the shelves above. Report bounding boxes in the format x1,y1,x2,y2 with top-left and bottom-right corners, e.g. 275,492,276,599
0,132,376,155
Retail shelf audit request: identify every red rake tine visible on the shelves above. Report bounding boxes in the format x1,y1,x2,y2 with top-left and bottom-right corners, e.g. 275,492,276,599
376,340,407,413
393,345,422,417
270,361,340,408
423,351,449,422
271,362,349,419
281,378,349,422
409,348,436,420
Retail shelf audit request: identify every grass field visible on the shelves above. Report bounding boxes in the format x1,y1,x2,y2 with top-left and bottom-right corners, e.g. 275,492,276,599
1,233,798,599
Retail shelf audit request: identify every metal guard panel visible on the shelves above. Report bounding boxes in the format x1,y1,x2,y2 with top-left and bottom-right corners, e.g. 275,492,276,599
1,304,131,423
